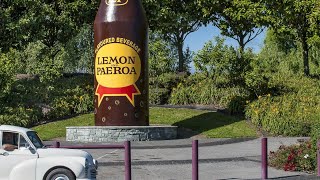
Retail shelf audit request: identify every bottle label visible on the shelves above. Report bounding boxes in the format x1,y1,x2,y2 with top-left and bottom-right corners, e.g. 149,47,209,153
106,0,128,6
95,37,141,106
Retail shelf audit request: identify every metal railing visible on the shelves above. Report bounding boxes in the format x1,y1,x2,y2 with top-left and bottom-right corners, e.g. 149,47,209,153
261,137,268,180
52,141,132,180
192,140,199,180
50,139,272,180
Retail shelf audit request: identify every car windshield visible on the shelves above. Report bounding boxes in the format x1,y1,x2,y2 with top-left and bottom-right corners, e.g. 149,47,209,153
26,131,44,148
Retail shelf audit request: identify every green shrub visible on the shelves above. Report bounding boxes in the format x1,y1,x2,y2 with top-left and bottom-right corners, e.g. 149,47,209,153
48,97,74,119
149,88,170,105
245,75,320,136
47,77,94,119
169,78,250,113
311,122,320,153
227,96,247,114
0,74,94,127
74,93,93,114
149,73,186,104
0,107,42,127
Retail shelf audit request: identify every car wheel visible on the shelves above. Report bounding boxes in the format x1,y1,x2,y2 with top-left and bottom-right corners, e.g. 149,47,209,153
46,168,75,180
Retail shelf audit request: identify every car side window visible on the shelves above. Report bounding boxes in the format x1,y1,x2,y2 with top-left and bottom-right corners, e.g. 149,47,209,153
2,132,18,151
19,134,30,149
2,132,18,146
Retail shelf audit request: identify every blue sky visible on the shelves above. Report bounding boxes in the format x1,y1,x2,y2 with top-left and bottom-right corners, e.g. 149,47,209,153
185,24,266,53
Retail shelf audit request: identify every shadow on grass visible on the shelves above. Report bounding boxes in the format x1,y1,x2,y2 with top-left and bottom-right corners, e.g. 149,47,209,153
173,111,244,138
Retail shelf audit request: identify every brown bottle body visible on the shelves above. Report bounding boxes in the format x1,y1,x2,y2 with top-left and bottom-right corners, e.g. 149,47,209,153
94,0,149,126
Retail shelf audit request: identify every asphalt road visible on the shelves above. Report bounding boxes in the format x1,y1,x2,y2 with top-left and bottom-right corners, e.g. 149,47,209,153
51,137,318,180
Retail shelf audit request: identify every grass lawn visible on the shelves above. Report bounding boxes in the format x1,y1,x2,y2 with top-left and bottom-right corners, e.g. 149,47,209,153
32,107,257,140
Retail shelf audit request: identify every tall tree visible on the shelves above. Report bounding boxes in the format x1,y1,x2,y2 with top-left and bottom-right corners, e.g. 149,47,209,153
63,24,94,74
199,0,266,54
194,36,252,83
263,28,297,54
266,0,320,76
0,0,35,52
30,0,97,60
148,33,177,77
0,0,97,55
142,0,204,72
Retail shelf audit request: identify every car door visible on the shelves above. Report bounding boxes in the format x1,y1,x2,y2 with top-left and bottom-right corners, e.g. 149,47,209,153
0,131,38,180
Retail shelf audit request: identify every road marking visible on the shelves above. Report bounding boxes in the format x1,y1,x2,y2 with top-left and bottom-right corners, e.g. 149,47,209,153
97,150,119,160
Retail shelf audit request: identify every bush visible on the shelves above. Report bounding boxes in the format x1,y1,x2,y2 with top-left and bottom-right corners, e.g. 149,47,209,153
0,106,42,127
169,78,250,113
149,88,170,105
0,74,94,127
269,141,315,173
149,73,186,105
227,96,247,114
245,75,320,136
311,122,320,154
48,88,93,119
269,121,320,173
46,76,94,119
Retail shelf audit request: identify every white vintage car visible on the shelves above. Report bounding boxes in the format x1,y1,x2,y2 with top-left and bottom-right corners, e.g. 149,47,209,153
0,125,98,180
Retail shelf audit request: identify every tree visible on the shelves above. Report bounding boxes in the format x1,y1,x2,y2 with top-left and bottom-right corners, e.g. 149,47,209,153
263,28,297,54
30,0,97,61
0,0,97,59
143,0,203,72
62,24,94,74
0,0,36,52
199,0,266,54
0,51,16,101
194,37,252,83
21,41,64,83
148,33,177,77
266,0,320,76
1,0,98,83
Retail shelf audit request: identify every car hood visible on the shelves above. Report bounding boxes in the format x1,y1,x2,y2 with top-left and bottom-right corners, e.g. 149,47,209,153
37,148,90,159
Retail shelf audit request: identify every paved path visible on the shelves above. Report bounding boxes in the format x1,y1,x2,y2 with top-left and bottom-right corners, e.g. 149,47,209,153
50,137,317,180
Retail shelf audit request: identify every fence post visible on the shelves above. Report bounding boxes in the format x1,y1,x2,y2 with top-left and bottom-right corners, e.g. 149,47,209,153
192,140,199,180
54,141,60,148
317,140,320,176
124,141,132,180
261,137,268,179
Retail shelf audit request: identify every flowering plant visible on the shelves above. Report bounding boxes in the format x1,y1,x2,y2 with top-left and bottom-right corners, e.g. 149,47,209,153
269,141,315,173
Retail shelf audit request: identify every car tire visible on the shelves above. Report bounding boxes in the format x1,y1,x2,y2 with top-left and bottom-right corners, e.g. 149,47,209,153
45,168,75,180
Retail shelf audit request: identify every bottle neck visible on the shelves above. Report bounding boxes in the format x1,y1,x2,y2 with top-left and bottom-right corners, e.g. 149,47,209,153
95,0,147,23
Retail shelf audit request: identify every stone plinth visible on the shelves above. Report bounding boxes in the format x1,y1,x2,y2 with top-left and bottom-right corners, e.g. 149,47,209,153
66,125,177,142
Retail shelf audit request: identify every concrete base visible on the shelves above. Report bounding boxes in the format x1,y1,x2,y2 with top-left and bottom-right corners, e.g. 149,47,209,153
66,125,177,142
